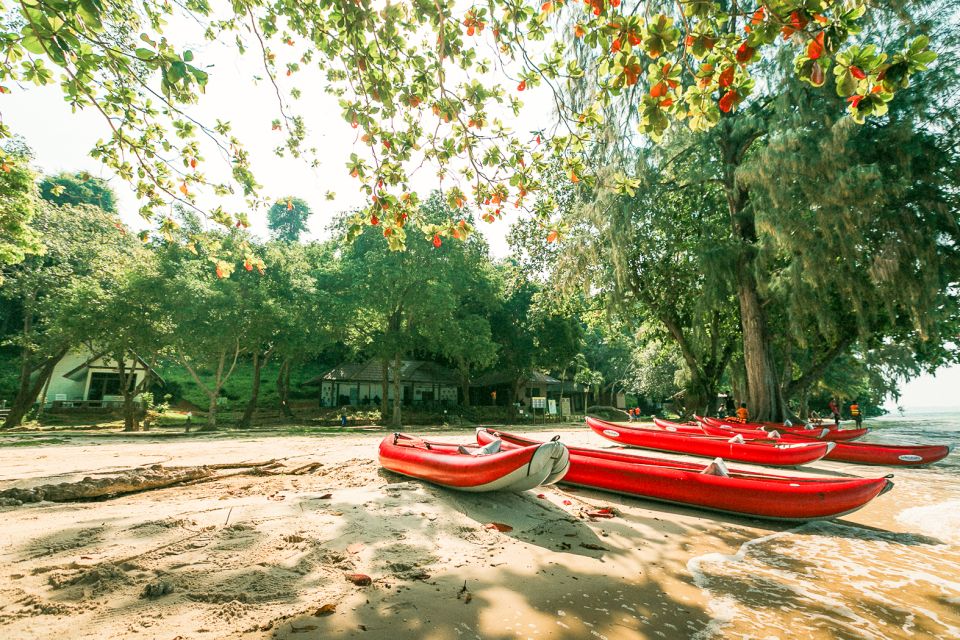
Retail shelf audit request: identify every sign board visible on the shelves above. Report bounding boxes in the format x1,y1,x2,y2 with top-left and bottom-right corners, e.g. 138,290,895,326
560,398,571,416
548,399,557,415
531,396,547,409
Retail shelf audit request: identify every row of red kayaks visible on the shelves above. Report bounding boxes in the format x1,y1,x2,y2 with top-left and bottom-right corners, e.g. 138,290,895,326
377,417,952,522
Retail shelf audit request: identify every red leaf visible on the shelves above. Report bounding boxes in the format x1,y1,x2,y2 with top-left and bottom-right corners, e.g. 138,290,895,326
718,90,738,113
517,80,526,91
547,230,559,243
650,82,667,98
484,522,513,532
432,234,442,248
344,573,372,586
718,66,734,88
850,66,866,80
735,42,754,63
807,32,824,60
847,94,864,108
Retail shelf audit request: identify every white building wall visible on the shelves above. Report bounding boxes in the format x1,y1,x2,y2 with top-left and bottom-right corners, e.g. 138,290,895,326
39,351,146,405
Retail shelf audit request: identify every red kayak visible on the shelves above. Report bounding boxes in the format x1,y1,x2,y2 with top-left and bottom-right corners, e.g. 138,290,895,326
476,429,894,521
587,416,832,467
378,433,569,492
693,420,952,467
701,416,869,442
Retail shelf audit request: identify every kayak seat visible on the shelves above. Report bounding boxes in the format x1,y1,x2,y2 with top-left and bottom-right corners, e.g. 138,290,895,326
727,434,746,444
458,439,502,456
701,457,730,477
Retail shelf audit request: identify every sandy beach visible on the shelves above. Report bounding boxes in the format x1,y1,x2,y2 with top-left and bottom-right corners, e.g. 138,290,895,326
0,425,957,639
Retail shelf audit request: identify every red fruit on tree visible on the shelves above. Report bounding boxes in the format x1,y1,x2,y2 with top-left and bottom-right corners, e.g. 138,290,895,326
433,234,442,248
810,61,825,85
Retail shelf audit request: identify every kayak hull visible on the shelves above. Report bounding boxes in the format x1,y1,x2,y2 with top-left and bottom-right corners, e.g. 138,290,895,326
702,416,868,442
378,433,569,492
694,420,952,467
476,429,893,521
587,416,831,467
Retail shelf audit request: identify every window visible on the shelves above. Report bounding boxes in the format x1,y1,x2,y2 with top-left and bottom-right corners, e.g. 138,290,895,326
88,372,134,400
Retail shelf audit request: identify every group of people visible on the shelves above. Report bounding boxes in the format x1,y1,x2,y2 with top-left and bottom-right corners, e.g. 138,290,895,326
720,398,864,428
625,407,642,421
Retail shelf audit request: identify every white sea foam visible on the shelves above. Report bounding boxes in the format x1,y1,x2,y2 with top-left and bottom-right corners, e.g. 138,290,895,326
687,520,960,639
896,499,960,544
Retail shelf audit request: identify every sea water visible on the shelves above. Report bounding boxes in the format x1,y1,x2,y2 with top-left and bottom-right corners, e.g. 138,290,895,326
688,410,960,639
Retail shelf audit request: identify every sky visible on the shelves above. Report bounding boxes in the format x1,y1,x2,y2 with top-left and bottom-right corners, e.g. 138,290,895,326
4,10,958,412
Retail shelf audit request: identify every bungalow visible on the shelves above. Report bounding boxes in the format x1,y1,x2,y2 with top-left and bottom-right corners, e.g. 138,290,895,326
303,359,459,408
470,371,626,412
38,350,159,408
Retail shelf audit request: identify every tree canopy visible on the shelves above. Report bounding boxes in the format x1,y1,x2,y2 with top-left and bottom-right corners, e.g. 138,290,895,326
0,0,938,260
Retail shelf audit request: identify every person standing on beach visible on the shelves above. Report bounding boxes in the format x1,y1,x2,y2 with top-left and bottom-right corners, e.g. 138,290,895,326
828,399,840,426
849,401,863,428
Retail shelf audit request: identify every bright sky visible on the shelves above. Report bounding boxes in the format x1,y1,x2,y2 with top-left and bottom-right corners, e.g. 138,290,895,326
893,366,960,412
2,9,559,258
4,11,957,409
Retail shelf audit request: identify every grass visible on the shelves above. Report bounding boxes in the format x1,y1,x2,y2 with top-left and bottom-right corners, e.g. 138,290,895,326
155,357,331,410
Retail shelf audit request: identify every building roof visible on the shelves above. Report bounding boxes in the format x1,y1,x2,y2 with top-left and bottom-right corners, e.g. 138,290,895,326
302,359,459,386
471,370,561,387
61,350,163,384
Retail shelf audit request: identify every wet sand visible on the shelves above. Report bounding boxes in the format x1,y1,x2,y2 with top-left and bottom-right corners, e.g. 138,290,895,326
0,426,956,639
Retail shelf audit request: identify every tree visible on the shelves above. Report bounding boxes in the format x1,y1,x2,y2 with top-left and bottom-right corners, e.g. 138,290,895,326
0,151,42,279
64,252,170,431
0,202,133,428
145,231,262,430
39,172,118,213
267,198,312,242
0,0,935,252
337,193,497,426
532,0,960,420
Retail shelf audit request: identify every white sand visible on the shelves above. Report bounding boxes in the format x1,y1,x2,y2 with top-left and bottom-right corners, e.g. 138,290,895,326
0,427,935,639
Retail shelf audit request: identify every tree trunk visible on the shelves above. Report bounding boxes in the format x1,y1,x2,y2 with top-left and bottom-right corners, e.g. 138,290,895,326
391,353,402,428
459,363,471,408
736,273,785,421
3,349,66,429
727,172,784,421
35,369,53,422
380,357,390,417
277,358,294,418
239,351,265,429
205,393,219,431
117,358,141,432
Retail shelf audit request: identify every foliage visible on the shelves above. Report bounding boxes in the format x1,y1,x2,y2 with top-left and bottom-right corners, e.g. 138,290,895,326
0,0,937,255
38,172,117,213
0,152,42,278
267,197,312,242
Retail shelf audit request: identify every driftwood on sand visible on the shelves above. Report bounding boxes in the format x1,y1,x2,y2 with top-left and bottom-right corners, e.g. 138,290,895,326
0,459,323,506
